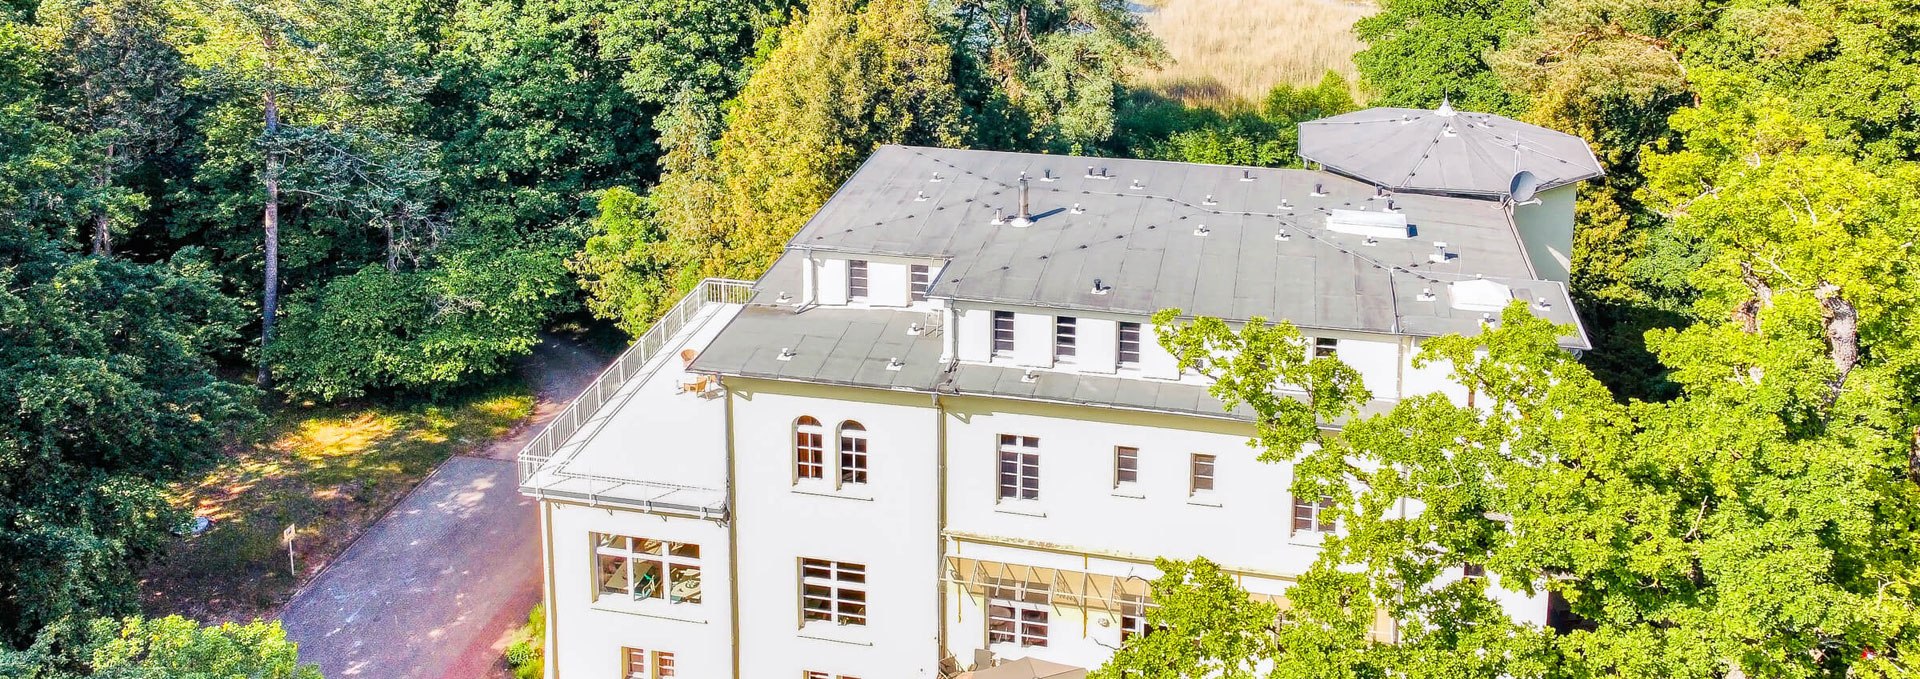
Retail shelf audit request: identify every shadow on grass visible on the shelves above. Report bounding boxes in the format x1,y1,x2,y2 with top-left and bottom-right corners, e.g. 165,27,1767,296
140,383,535,623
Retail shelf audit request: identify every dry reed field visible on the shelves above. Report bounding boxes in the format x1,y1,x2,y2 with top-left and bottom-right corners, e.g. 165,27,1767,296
1135,0,1377,106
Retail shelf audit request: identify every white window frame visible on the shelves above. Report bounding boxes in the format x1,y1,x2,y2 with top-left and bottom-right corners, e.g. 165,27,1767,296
795,416,825,481
1054,316,1077,363
1117,322,1143,368
847,259,869,301
594,534,702,605
1190,453,1217,494
1114,446,1139,487
909,264,931,302
992,310,1016,356
622,647,674,678
837,420,868,486
986,579,1050,647
1118,596,1155,642
1312,336,1339,358
800,558,868,626
997,434,1040,501
1292,494,1336,533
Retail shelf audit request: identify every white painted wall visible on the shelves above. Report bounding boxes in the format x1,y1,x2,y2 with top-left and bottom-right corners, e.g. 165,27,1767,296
1512,184,1577,283
1012,313,1052,367
544,502,733,679
957,308,992,362
729,381,944,679
818,257,850,306
942,399,1325,577
870,262,911,307
1076,318,1117,375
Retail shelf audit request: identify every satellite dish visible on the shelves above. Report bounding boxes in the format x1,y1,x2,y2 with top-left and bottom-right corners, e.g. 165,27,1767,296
1508,170,1542,204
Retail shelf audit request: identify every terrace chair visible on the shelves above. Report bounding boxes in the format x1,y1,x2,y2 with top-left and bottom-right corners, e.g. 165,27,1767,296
679,349,712,394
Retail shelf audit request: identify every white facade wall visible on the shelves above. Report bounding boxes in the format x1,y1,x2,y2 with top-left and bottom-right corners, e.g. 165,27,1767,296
728,381,944,679
543,502,733,679
941,399,1321,576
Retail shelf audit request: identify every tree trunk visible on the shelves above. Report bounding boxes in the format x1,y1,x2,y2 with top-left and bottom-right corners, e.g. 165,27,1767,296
1816,281,1858,403
258,86,281,390
1732,261,1772,334
92,144,114,256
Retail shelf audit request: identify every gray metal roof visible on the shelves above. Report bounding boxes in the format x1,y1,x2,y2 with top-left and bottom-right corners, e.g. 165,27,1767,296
688,298,1404,425
1297,105,1604,199
688,302,1266,421
783,145,1589,346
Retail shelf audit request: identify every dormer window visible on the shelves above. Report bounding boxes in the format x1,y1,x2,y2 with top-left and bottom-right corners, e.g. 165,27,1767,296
1054,317,1076,363
910,264,931,302
992,311,1015,356
847,260,869,301
1117,322,1142,368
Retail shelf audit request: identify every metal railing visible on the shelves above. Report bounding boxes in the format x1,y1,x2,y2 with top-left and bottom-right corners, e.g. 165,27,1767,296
518,278,755,487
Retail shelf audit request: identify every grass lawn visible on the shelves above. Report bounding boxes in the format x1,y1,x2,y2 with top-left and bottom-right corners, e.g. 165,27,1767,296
1134,0,1376,107
140,384,534,623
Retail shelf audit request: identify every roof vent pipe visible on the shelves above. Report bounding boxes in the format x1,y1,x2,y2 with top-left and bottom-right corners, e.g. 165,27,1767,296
1008,174,1034,227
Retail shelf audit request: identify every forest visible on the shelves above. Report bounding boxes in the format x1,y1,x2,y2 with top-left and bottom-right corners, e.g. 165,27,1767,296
0,0,1916,674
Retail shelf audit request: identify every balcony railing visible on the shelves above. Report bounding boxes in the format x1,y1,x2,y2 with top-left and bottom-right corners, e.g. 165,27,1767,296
518,278,754,487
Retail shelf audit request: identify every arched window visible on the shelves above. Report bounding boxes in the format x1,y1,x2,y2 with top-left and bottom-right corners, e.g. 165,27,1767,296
838,421,868,485
794,417,825,480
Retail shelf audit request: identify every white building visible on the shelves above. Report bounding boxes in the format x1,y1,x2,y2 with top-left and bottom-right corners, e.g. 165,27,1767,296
519,107,1601,679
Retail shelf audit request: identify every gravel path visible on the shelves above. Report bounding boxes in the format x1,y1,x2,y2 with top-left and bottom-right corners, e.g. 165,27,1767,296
281,334,609,679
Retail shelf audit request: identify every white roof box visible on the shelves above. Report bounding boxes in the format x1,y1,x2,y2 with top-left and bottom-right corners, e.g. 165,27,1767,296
1449,278,1513,312
1326,209,1412,239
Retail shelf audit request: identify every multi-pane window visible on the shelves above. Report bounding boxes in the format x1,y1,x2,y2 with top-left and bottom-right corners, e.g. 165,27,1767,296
847,260,869,301
1190,454,1217,494
1313,337,1339,358
1118,322,1143,368
596,534,702,604
986,579,1050,647
622,648,674,679
1114,446,1139,487
1292,494,1337,533
801,559,868,626
1054,316,1077,362
910,264,931,302
992,311,1015,356
1119,597,1155,642
838,421,868,485
997,435,1040,500
795,416,825,480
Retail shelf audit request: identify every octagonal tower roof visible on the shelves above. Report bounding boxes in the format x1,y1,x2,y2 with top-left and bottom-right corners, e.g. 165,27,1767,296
1298,102,1604,200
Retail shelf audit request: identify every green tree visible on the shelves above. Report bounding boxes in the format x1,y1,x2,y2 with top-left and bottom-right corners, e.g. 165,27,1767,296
945,0,1165,149
1089,558,1279,679
1114,72,1358,168
574,0,969,332
170,0,435,387
0,616,320,678
0,19,254,644
1353,0,1534,112
31,0,183,255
